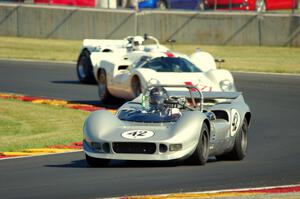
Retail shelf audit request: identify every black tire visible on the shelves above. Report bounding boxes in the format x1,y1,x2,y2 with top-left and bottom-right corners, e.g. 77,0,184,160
131,76,142,98
76,50,96,84
187,123,210,165
97,69,111,104
216,118,248,161
85,154,110,167
157,0,167,9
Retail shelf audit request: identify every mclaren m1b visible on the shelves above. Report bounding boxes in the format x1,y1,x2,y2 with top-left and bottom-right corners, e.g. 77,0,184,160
76,35,235,103
83,84,251,167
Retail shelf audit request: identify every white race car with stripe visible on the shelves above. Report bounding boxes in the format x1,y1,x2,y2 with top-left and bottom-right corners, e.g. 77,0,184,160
76,35,235,103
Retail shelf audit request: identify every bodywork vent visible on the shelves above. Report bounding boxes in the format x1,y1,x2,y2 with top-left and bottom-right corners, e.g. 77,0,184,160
212,110,229,121
112,142,156,154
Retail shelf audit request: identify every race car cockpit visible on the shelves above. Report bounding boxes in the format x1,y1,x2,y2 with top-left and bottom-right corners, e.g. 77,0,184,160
117,86,183,123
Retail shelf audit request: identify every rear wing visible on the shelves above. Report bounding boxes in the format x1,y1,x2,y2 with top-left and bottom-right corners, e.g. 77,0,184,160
146,84,241,99
83,39,128,49
169,91,242,100
145,84,241,112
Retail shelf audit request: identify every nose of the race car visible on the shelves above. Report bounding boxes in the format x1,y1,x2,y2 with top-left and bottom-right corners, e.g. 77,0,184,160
100,123,174,143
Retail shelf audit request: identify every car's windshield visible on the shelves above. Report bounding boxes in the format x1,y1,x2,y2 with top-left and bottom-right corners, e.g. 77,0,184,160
136,57,201,73
117,108,181,123
133,56,151,68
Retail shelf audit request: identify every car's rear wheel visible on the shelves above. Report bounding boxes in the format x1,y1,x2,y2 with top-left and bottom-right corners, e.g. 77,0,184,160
131,76,142,98
85,154,110,167
97,69,111,103
76,50,95,84
186,123,209,165
216,118,248,161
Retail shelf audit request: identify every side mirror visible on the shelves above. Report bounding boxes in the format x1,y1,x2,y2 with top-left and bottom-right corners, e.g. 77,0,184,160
144,33,148,40
167,39,176,50
215,58,225,63
167,39,176,43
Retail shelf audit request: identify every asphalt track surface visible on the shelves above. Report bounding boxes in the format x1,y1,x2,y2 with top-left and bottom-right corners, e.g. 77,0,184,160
0,60,300,199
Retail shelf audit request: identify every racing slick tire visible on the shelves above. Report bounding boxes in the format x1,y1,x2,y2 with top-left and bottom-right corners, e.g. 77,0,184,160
186,123,209,165
131,76,142,98
85,154,110,167
76,50,96,84
97,69,112,104
216,118,248,161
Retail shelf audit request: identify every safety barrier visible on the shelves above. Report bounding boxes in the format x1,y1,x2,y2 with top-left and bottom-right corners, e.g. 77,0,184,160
0,3,299,46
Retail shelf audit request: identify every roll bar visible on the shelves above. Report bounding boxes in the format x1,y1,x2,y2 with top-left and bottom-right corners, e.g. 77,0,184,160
144,84,204,112
123,34,160,47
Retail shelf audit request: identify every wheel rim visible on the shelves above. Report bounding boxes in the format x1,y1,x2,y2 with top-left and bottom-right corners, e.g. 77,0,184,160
201,132,209,159
78,59,86,79
256,0,266,12
98,72,107,100
241,123,248,153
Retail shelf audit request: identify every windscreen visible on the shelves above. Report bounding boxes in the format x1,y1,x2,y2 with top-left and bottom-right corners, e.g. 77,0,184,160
138,57,201,73
117,109,181,123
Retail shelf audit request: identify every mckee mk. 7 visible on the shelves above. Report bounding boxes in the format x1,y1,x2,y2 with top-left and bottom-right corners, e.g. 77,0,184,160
83,85,251,166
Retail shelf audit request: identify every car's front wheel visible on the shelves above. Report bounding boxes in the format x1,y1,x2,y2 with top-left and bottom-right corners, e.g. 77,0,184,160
76,50,95,84
186,123,210,165
85,154,110,167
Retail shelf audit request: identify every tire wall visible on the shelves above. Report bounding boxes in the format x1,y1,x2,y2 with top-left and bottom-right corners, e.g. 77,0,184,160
0,4,299,46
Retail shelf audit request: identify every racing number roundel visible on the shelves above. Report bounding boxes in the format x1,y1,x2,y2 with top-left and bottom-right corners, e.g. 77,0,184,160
122,130,154,140
231,109,240,136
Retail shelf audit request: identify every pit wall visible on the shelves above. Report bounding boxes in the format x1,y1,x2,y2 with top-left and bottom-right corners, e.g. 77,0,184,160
0,3,299,46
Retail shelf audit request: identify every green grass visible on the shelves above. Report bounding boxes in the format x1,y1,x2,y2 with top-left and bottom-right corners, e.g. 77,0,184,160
0,98,88,152
169,44,300,73
0,36,300,73
0,36,81,62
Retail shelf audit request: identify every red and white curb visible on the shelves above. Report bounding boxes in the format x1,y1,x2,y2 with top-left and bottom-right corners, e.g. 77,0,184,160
0,92,116,160
109,184,300,199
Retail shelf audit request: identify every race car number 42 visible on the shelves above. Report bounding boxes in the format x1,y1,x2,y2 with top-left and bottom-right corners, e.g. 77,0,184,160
122,130,155,140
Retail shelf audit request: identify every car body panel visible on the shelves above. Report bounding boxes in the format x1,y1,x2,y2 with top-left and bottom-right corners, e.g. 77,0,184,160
83,85,251,161
78,36,236,100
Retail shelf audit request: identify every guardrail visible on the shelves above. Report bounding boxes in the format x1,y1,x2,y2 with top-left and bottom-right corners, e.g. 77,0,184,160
0,3,299,46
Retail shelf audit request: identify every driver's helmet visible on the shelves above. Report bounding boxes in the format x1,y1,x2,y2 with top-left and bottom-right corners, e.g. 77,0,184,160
132,36,144,51
149,86,168,111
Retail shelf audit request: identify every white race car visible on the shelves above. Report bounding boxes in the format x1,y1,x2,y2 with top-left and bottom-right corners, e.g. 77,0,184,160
76,35,235,103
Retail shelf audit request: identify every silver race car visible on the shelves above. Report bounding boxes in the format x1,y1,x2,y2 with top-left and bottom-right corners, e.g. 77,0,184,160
83,85,251,166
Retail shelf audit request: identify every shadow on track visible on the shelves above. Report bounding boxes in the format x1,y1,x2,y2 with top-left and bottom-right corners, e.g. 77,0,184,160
69,99,125,109
52,80,83,85
45,158,218,169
